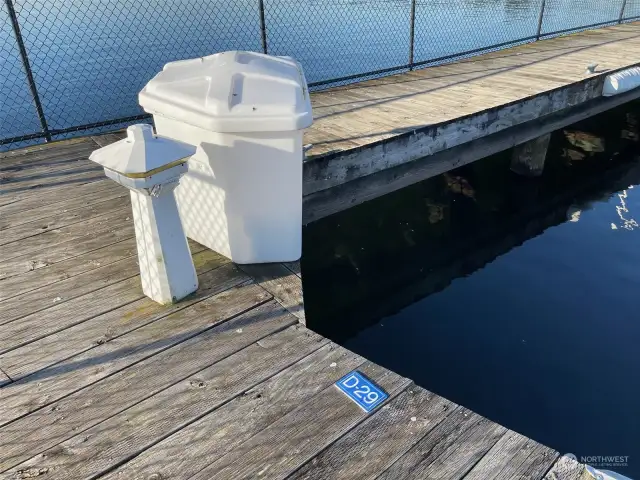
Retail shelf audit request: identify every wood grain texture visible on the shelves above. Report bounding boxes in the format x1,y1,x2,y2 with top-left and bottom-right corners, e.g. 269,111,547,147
0,168,105,206
0,237,137,302
495,442,559,480
0,191,128,245
0,156,99,187
377,407,507,480
0,291,282,473
302,84,640,223
0,177,114,221
3,324,327,480
0,237,206,310
91,131,127,148
0,205,132,263
304,72,608,196
463,430,558,480
103,342,366,480
0,138,95,168
0,28,610,480
0,232,184,327
0,269,256,427
0,216,134,280
0,254,234,382
239,263,306,323
290,387,456,480
543,456,592,480
0,180,121,229
190,362,411,480
301,23,640,205
0,249,223,355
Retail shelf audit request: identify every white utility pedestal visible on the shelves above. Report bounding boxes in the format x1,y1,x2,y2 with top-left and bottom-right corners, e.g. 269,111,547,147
89,124,198,304
139,51,313,264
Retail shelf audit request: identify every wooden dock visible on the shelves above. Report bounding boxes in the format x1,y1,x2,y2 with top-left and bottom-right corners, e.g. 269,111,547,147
303,22,640,222
3,23,638,479
1,142,598,478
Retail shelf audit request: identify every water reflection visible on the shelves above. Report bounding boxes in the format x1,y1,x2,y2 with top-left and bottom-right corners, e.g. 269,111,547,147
302,101,640,477
303,101,640,341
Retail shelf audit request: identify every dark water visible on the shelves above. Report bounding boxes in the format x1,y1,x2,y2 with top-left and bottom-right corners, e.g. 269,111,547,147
302,102,640,477
1,0,636,146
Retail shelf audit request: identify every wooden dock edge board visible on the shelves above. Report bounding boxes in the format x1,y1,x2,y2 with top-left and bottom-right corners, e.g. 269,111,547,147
544,455,592,479
238,263,305,324
302,84,640,223
302,62,639,189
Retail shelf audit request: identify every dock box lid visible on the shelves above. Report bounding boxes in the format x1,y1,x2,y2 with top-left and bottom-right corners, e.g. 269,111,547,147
89,124,195,177
138,51,313,133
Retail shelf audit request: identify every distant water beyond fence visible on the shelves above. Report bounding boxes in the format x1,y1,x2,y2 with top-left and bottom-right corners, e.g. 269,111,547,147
1,0,639,151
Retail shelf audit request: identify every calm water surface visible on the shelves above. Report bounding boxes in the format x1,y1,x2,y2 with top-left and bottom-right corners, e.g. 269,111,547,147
303,103,640,477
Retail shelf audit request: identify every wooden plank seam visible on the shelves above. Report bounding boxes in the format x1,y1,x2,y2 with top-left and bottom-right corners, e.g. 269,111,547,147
93,334,332,480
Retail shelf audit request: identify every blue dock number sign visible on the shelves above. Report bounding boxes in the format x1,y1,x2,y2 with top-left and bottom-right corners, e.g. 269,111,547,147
335,371,389,412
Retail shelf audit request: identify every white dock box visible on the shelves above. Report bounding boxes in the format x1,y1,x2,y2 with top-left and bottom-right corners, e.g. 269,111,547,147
139,51,313,264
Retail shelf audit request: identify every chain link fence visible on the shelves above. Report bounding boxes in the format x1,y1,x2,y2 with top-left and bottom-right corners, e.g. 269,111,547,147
1,0,638,151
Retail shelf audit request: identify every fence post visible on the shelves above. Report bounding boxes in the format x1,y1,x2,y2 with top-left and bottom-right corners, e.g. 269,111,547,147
5,0,51,142
618,0,628,23
258,0,268,54
536,0,546,40
408,0,416,70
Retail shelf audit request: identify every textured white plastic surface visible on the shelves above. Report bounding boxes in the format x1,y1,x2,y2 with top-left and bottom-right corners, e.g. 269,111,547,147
602,67,640,97
89,124,198,304
89,124,195,179
142,52,312,264
156,117,303,264
139,51,313,133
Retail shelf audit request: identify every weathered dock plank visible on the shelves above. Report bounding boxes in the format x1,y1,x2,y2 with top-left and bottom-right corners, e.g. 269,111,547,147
0,157,100,189
0,242,209,329
239,262,306,323
0,138,95,168
301,23,640,221
0,205,131,262
0,216,134,280
463,431,558,480
0,294,283,472
0,178,116,224
544,455,592,480
0,168,105,206
0,270,257,430
290,388,454,480
376,408,506,480
0,237,137,302
0,25,625,480
0,191,127,245
0,324,325,480
189,362,411,480
0,264,243,383
0,369,9,387
0,249,225,354
101,343,365,480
